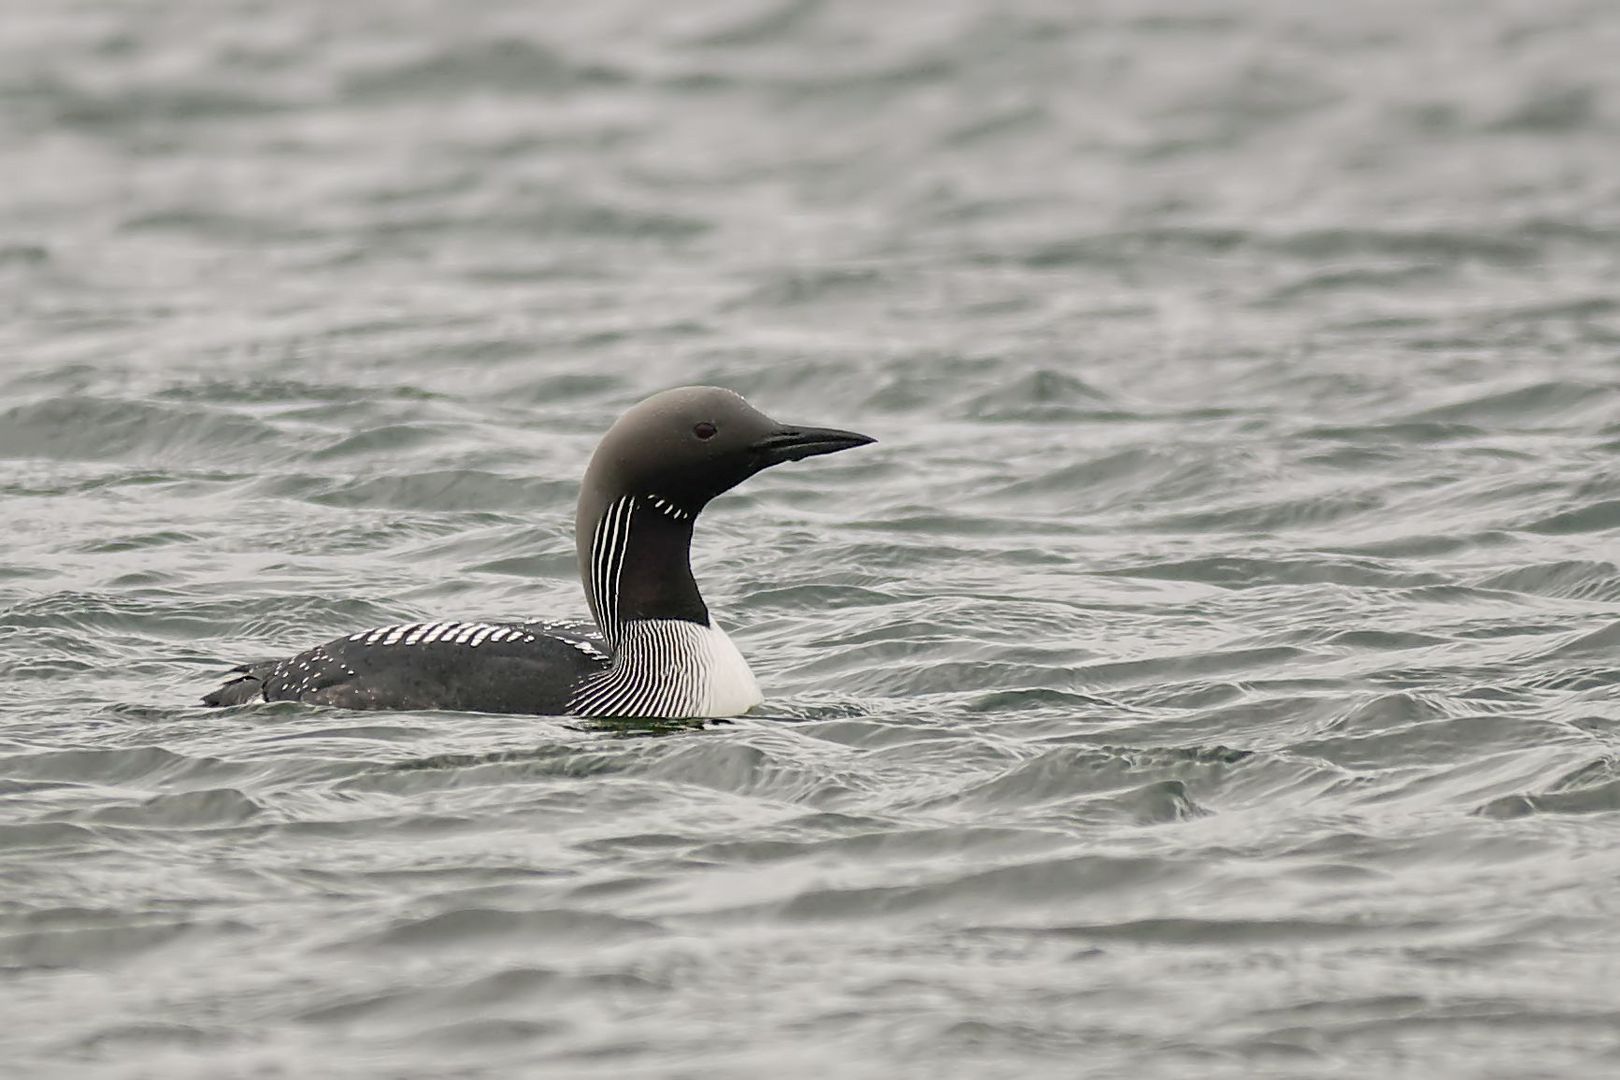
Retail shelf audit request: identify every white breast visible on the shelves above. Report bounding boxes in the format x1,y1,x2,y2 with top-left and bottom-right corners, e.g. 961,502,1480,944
567,617,762,719
691,618,764,716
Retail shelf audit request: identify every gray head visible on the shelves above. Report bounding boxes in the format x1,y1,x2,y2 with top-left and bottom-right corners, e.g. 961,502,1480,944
577,386,872,526
575,386,873,631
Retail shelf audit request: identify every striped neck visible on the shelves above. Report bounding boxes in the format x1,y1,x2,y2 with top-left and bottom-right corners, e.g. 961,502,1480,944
582,493,707,651
574,494,762,718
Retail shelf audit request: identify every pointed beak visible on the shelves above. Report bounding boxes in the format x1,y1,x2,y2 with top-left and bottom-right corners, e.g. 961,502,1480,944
749,424,876,468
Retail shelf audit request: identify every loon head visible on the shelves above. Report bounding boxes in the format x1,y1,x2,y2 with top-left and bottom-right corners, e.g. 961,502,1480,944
574,386,873,636
578,386,872,523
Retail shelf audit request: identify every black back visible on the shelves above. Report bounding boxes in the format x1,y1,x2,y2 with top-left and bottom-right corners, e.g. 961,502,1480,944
203,621,608,714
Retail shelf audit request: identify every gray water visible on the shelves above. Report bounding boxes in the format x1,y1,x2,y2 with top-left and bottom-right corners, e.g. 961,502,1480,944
3,1,1620,1077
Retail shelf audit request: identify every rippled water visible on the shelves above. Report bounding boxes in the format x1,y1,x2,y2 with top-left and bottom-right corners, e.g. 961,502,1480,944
4,2,1620,1077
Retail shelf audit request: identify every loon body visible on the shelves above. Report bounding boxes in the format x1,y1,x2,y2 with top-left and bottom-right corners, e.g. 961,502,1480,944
203,387,872,718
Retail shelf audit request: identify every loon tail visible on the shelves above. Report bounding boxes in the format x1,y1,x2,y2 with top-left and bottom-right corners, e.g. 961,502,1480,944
202,666,263,707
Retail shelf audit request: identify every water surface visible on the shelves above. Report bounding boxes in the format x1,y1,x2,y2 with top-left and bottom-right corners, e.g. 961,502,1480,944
3,2,1620,1077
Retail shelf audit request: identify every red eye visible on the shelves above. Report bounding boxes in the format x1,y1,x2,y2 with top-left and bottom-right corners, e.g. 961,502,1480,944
693,421,717,440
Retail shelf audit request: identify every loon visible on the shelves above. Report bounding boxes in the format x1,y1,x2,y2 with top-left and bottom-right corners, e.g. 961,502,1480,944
202,386,873,717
